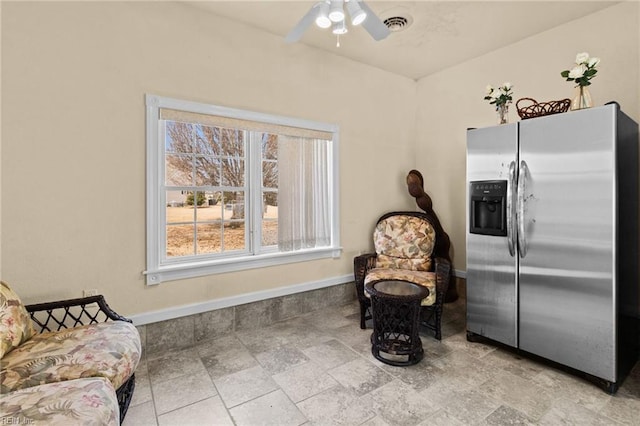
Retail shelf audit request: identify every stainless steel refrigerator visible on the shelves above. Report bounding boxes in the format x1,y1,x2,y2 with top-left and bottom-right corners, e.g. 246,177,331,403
466,103,639,393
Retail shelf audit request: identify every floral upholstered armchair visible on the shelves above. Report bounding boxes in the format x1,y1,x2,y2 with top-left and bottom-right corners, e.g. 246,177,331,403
0,281,141,425
354,211,451,340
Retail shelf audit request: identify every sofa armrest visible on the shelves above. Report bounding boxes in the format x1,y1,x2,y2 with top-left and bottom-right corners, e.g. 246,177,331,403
25,295,131,333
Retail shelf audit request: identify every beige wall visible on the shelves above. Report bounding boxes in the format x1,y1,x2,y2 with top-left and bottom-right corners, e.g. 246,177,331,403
2,1,638,319
1,2,416,315
416,2,640,271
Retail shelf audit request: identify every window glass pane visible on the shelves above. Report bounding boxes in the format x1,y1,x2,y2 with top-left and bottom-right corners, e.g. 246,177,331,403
166,154,193,186
166,191,192,223
263,160,277,189
219,128,244,157
221,158,245,187
193,124,220,155
223,221,245,251
263,191,277,218
196,191,222,223
165,122,194,153
166,224,194,257
196,191,223,222
221,191,245,251
262,220,277,247
195,156,220,186
262,133,277,160
166,191,186,210
262,133,278,189
262,193,278,246
197,223,221,254
225,191,244,220
186,190,206,208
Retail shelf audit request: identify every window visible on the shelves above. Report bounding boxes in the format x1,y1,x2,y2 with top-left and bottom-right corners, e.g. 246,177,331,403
145,95,340,284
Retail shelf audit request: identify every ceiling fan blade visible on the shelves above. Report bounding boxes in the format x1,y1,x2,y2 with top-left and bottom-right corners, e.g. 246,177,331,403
359,1,391,41
285,3,321,43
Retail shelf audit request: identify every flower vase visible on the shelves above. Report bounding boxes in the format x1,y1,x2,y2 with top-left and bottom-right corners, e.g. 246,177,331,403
571,86,593,111
497,104,509,125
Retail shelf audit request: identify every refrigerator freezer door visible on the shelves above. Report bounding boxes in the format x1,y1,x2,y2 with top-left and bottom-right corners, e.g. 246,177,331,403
518,105,617,381
466,124,518,347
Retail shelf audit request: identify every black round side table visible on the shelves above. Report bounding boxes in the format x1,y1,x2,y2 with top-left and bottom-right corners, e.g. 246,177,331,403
365,279,429,366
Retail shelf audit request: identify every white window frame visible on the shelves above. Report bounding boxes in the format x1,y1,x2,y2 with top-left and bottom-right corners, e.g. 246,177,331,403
145,94,341,285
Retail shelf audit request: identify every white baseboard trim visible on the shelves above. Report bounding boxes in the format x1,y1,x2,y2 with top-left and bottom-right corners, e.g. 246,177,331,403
129,274,354,326
454,269,467,279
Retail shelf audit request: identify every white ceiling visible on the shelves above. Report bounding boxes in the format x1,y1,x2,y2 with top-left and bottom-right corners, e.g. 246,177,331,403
188,1,616,80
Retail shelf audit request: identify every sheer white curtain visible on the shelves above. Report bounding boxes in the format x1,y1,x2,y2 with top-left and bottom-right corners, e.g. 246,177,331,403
277,135,331,251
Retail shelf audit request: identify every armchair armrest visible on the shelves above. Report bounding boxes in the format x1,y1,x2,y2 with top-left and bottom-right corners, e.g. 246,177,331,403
434,257,452,302
354,253,377,299
25,294,132,333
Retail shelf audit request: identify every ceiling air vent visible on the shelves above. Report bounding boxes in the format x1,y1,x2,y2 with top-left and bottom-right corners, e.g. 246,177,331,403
383,16,410,32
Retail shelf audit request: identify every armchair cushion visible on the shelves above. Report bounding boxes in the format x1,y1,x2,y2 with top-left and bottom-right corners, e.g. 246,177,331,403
0,281,35,358
0,377,119,425
373,215,435,271
364,268,436,306
1,321,141,393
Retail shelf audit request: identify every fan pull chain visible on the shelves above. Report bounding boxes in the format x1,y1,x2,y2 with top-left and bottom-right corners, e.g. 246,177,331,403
336,34,341,48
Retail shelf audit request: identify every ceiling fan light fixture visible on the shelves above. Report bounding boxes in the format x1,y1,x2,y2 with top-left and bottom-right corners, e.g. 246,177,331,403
346,0,367,26
315,2,332,28
285,0,390,45
329,0,345,23
332,20,348,35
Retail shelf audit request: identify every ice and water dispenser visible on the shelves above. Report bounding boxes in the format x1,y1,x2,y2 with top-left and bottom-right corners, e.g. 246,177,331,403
469,180,507,236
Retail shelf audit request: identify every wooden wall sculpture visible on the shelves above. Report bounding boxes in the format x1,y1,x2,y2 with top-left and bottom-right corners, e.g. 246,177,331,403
406,170,459,302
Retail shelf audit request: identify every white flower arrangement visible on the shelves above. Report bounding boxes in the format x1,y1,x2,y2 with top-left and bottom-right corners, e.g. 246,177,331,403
484,82,513,108
561,52,599,87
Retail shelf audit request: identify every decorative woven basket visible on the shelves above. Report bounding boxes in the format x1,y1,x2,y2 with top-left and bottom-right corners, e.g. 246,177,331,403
516,97,571,120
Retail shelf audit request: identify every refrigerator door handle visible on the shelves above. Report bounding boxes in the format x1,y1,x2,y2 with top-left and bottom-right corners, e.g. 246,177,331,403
517,160,528,258
507,161,516,257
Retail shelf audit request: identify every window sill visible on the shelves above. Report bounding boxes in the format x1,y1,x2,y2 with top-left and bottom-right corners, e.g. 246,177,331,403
144,247,342,285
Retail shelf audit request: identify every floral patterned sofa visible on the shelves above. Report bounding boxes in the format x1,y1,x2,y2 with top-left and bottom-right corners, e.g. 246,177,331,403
2,377,120,425
0,281,141,425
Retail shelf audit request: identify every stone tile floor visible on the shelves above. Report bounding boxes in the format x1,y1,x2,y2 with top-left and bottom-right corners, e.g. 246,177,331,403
123,297,640,425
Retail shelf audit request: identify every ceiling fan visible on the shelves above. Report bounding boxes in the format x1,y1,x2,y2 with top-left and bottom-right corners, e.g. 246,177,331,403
285,0,391,45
